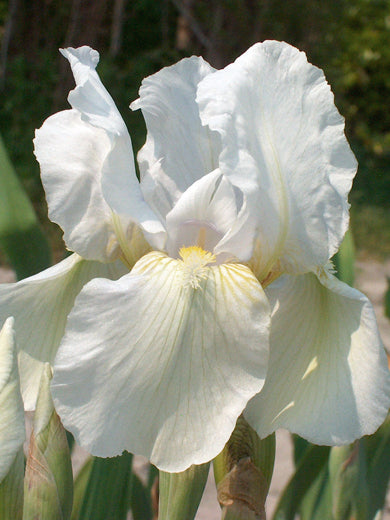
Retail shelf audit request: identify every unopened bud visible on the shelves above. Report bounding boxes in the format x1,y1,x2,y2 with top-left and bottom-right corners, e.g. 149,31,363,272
0,318,25,520
218,457,267,520
23,363,73,520
214,416,275,520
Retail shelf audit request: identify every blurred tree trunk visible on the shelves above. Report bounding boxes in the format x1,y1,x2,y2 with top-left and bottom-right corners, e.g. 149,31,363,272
53,0,108,110
161,0,169,49
0,0,19,89
170,0,267,68
110,0,127,57
171,0,229,67
63,0,108,48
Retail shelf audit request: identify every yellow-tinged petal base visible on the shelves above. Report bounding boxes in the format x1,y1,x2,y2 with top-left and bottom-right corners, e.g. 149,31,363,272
178,246,216,289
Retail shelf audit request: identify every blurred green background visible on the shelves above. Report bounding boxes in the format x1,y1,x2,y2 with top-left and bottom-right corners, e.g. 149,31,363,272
0,0,389,263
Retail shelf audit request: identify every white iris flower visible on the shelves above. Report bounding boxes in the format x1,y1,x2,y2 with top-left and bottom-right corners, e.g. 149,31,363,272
1,42,389,472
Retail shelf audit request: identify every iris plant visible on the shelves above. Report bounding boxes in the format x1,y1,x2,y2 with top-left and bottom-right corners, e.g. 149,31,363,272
1,41,389,472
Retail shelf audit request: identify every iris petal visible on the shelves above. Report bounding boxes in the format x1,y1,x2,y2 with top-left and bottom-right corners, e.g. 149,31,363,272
245,271,390,444
198,41,357,278
0,254,126,410
132,56,219,219
52,251,270,472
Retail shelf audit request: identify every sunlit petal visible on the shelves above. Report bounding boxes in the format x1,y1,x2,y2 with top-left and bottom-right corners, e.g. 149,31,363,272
131,57,219,219
245,271,390,444
45,46,165,254
63,46,166,248
198,41,357,278
165,170,255,260
34,109,119,262
52,251,270,471
0,254,126,410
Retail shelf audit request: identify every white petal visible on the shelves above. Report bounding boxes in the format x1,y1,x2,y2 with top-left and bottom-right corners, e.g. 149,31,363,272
34,110,119,262
131,57,220,218
61,46,128,135
0,318,25,482
0,254,127,410
63,46,166,247
197,41,357,278
52,252,270,472
36,47,165,258
245,271,390,444
165,170,254,261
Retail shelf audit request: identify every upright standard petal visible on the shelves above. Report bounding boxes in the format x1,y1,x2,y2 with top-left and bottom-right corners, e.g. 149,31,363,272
61,46,128,135
34,110,119,262
245,271,390,445
0,318,25,482
198,41,357,279
35,47,165,261
165,170,255,261
52,251,270,472
0,254,127,410
62,46,166,247
131,57,220,219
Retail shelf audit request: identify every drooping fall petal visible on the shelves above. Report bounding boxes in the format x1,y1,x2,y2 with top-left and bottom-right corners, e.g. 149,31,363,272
245,271,390,444
0,254,126,409
52,251,270,472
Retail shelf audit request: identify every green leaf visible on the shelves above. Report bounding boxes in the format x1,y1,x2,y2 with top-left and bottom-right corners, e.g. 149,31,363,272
0,133,51,279
78,452,133,520
147,463,158,491
384,277,390,320
333,229,355,286
272,444,330,520
365,415,390,518
129,473,153,520
292,435,311,465
299,465,333,520
71,457,93,520
158,462,210,520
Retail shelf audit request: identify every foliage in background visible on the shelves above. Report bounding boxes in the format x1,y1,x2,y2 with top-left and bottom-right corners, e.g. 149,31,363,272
0,134,51,278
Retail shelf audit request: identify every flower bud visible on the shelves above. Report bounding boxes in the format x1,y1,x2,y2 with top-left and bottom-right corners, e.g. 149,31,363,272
0,318,25,520
23,363,73,520
214,416,275,520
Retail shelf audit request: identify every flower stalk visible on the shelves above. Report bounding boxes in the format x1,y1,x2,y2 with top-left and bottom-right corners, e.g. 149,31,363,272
158,462,210,520
329,440,369,520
